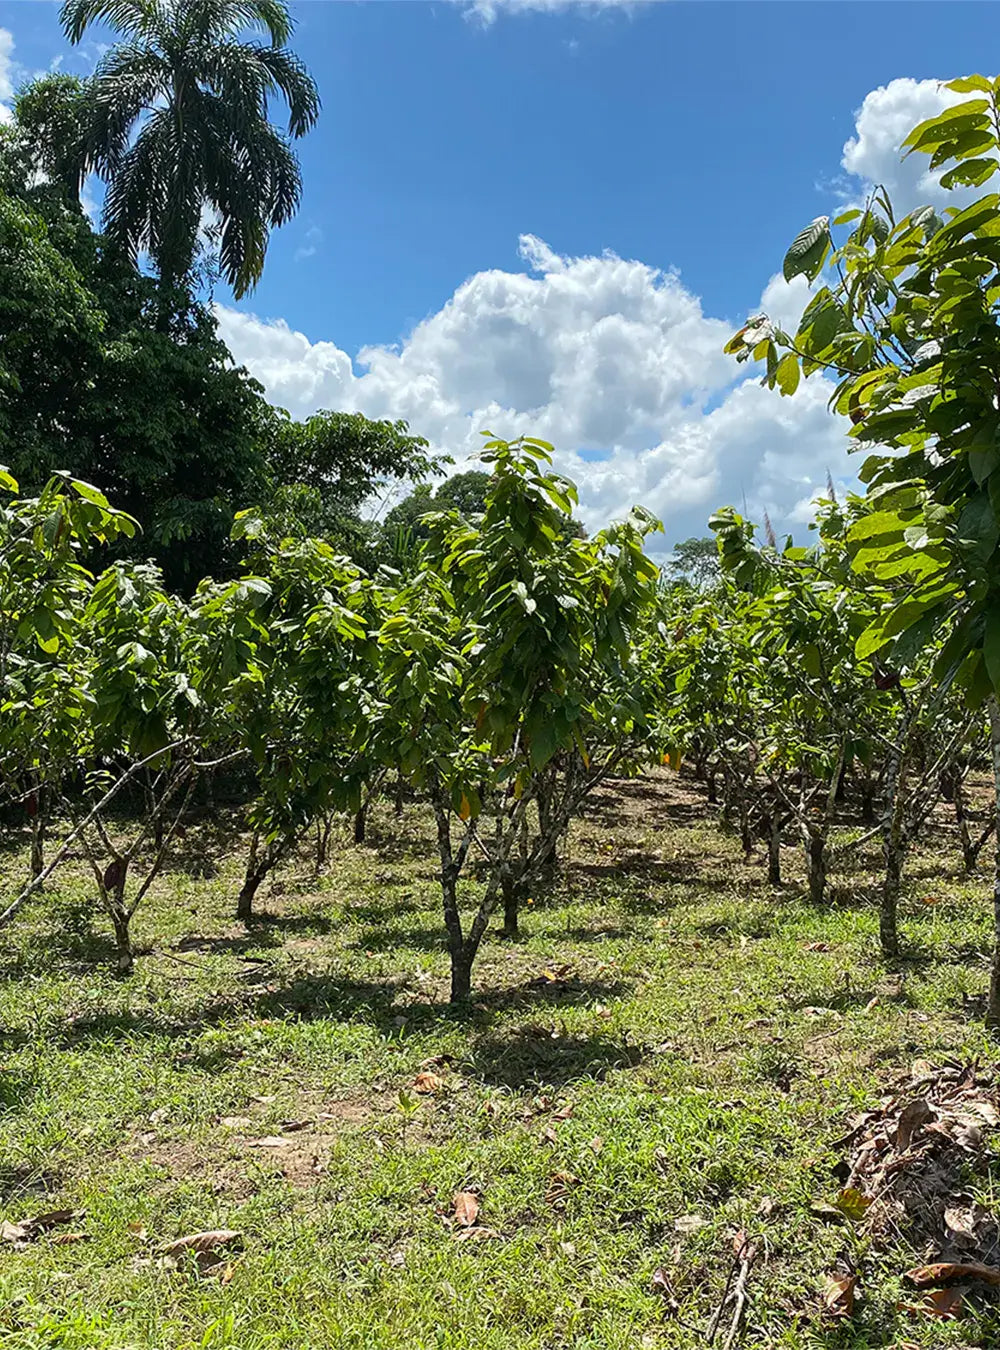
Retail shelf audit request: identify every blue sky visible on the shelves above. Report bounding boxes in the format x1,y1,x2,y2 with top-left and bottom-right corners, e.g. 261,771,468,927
1,0,996,546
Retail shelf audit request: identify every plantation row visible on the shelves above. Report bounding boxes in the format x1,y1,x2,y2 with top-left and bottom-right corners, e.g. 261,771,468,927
3,428,999,1013
8,76,1000,1015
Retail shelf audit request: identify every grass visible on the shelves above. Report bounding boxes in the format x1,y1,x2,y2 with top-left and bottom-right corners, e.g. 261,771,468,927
1,770,999,1348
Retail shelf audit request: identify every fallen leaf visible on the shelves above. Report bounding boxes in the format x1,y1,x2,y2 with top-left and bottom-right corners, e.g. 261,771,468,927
588,1135,604,1154
541,1126,558,1146
673,1214,708,1235
159,1230,241,1257
821,1272,856,1318
552,1103,574,1120
651,1267,680,1311
803,941,830,952
249,1095,276,1105
905,1261,1000,1287
834,1187,872,1223
920,895,942,906
0,1209,77,1244
413,1071,444,1094
247,1136,290,1148
943,1206,978,1242
452,1225,498,1242
895,1097,934,1150
452,1191,480,1228
50,1233,89,1246
756,1196,779,1218
219,1263,236,1285
220,1116,252,1129
899,1287,965,1319
279,1119,311,1132
864,995,880,1013
128,1222,149,1241
148,1107,170,1124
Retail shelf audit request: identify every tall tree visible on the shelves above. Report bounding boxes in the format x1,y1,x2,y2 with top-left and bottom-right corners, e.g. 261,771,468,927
60,0,320,296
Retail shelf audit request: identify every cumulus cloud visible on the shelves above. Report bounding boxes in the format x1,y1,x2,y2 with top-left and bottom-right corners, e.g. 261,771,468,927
217,235,847,549
0,28,15,123
217,72,985,550
840,77,976,214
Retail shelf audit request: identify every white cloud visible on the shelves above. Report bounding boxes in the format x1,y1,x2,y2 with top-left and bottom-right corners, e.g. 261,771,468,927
840,77,975,214
294,225,323,263
217,235,847,548
462,0,647,22
217,72,989,550
0,28,15,123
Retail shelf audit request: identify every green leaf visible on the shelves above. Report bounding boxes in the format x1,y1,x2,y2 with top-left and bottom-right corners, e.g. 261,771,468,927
947,76,993,94
783,217,831,282
775,352,800,397
984,604,1000,693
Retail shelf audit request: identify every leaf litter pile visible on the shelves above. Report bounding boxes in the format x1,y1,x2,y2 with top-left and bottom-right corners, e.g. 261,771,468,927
827,1059,1000,1323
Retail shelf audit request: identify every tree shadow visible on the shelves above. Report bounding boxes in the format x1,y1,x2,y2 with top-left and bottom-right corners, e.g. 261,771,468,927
352,925,446,954
466,1024,645,1089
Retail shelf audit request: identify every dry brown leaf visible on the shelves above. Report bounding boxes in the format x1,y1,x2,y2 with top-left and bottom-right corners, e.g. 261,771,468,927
864,995,880,1013
50,1232,89,1246
588,1135,604,1154
756,1196,779,1218
159,1229,241,1256
803,941,830,952
943,1206,978,1242
279,1119,311,1132
452,1225,498,1242
541,1126,558,1145
905,1261,1000,1287
452,1191,479,1227
128,1222,149,1240
673,1214,708,1235
895,1098,934,1151
220,1116,252,1129
900,1287,965,1319
413,1071,444,1094
651,1267,680,1312
552,1103,574,1120
219,1263,236,1285
821,1272,856,1318
0,1209,76,1244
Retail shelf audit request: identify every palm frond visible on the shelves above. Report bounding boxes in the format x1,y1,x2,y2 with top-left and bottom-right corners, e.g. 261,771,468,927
60,0,157,45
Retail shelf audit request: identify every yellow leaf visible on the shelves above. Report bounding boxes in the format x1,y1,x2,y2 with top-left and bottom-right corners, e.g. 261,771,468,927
458,793,472,821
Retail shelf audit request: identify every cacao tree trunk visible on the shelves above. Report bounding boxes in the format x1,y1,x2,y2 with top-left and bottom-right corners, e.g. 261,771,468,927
986,699,1000,1026
767,810,782,886
353,805,367,844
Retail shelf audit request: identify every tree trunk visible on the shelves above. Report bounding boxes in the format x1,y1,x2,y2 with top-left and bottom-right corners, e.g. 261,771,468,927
880,844,902,959
501,873,519,938
353,805,367,845
803,828,827,905
237,831,273,924
30,810,45,884
952,773,978,874
450,947,473,1003
879,719,910,961
394,775,405,818
767,811,782,886
110,908,133,974
861,780,877,825
986,699,1000,1025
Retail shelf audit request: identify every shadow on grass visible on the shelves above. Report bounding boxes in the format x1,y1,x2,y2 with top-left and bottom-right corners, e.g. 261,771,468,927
2,965,634,1062
467,1024,645,1089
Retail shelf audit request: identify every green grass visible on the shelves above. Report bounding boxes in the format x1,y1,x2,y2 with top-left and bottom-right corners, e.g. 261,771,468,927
2,772,999,1348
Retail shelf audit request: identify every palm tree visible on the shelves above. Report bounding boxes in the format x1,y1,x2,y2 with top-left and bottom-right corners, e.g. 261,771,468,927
60,0,320,297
